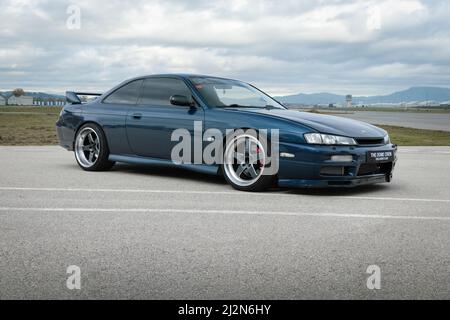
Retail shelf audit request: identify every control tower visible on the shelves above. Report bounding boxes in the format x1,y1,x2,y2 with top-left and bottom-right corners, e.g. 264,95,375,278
345,95,352,108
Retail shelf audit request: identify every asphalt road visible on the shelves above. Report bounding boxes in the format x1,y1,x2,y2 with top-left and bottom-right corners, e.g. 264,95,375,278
334,111,450,131
0,146,449,299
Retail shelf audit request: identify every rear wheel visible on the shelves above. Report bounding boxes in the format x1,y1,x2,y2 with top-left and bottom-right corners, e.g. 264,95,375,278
222,133,274,192
74,123,115,171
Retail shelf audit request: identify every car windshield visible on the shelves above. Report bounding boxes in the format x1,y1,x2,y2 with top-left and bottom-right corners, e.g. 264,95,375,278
189,77,285,109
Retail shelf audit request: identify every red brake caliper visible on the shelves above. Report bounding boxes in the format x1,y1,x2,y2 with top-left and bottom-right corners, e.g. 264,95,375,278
256,146,264,168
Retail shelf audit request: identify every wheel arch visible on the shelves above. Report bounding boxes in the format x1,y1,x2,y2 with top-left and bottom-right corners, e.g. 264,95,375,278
221,127,275,151
73,121,109,151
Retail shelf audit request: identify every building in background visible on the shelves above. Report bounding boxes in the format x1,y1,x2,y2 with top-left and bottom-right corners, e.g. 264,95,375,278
8,95,34,105
345,95,352,108
0,92,66,106
33,98,66,106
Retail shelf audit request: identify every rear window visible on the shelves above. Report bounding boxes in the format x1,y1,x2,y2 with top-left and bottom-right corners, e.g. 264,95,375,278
103,80,143,105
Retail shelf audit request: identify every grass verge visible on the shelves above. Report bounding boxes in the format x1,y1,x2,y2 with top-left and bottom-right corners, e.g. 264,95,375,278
0,107,61,145
377,125,450,146
0,106,449,146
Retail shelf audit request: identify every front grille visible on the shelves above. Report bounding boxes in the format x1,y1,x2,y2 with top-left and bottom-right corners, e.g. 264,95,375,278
320,166,353,176
320,166,344,176
358,162,392,176
356,138,384,145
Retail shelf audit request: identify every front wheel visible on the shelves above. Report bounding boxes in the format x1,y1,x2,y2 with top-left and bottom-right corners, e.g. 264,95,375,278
74,123,115,171
222,133,275,192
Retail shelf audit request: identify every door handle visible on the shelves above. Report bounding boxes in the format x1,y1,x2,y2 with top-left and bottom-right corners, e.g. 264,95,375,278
132,113,142,119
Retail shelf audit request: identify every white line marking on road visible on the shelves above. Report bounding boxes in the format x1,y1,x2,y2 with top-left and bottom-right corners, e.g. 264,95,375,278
0,186,450,203
400,149,450,155
0,207,449,221
336,196,450,203
0,186,254,195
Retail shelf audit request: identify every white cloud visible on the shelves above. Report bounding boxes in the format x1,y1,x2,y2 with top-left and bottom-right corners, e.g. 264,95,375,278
0,0,449,95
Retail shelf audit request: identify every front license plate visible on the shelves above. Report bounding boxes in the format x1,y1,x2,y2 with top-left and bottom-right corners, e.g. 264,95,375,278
367,150,394,163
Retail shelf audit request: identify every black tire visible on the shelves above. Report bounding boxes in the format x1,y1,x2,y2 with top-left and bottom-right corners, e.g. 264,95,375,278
223,169,275,192
74,123,115,171
222,132,275,192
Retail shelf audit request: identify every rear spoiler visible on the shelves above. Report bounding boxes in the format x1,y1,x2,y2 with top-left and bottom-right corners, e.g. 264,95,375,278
66,91,102,104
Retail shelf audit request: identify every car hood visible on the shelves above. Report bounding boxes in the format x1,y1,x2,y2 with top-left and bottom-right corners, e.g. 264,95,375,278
225,108,387,138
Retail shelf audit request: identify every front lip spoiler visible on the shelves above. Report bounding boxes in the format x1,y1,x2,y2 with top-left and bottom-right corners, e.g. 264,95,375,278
278,173,390,188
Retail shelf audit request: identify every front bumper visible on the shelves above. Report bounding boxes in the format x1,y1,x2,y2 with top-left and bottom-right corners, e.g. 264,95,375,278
276,142,397,188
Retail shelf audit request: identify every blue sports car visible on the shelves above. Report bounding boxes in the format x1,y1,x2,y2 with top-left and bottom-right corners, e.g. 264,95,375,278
56,74,397,191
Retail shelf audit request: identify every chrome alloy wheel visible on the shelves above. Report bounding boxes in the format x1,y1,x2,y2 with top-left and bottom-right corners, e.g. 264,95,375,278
75,127,101,168
224,134,266,187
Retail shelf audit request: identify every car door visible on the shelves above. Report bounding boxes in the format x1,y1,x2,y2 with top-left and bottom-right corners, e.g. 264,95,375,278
96,79,143,155
126,77,204,160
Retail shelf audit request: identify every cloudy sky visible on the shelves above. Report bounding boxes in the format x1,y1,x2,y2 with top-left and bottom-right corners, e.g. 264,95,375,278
1,0,450,96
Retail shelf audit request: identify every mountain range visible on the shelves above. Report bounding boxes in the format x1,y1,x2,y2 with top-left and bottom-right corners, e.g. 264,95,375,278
276,87,450,105
2,87,450,106
0,91,65,99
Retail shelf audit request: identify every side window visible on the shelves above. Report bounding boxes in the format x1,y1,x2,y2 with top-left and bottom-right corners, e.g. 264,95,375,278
139,78,192,106
103,80,143,105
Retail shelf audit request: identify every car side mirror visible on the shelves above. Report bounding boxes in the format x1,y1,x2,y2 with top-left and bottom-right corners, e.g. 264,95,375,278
170,95,195,107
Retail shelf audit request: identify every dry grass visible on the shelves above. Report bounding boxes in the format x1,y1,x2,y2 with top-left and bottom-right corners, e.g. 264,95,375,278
0,107,60,145
1,106,449,146
378,125,450,146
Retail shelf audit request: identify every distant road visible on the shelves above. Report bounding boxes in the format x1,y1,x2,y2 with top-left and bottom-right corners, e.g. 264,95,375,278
333,111,450,131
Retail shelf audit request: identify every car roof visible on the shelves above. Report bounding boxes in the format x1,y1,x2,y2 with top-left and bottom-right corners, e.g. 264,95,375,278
100,74,244,100
127,73,238,82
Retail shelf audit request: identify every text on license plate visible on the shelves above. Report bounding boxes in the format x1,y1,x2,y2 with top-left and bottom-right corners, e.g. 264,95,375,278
367,151,394,163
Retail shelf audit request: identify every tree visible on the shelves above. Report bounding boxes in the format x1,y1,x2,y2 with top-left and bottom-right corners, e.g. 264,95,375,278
12,88,25,97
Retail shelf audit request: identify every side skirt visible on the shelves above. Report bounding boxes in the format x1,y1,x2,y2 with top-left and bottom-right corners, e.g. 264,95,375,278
108,154,220,176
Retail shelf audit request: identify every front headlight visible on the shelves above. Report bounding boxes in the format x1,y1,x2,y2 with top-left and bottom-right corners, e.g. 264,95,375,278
384,134,390,144
304,133,357,145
